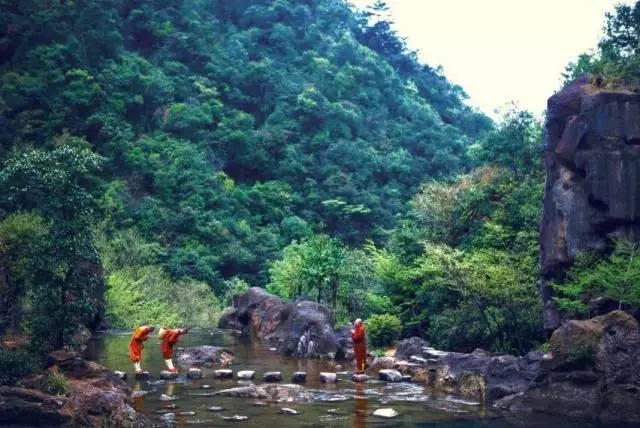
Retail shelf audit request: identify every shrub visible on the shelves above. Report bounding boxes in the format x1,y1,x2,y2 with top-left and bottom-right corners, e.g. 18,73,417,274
46,370,70,396
0,348,40,386
365,314,402,347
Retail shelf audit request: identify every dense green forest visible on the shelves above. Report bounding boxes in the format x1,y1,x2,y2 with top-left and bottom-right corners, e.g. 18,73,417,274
2,0,639,366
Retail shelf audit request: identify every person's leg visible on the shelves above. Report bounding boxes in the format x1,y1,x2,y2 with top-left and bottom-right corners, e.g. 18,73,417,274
134,361,142,373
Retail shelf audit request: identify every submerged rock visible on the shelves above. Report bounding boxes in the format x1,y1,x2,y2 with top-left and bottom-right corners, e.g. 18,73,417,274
208,406,224,412
221,414,249,421
177,345,234,367
159,394,176,401
352,373,369,383
215,384,312,403
281,407,298,415
135,371,151,380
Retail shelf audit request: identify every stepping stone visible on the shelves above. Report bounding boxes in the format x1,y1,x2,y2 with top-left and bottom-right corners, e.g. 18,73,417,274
208,406,224,412
281,407,298,415
214,369,233,379
187,368,203,379
134,371,150,380
237,370,255,380
373,408,398,418
155,408,175,414
160,370,179,380
159,394,177,401
402,375,412,382
352,373,369,382
269,347,277,352
221,415,249,421
114,370,127,380
252,401,268,407
263,371,282,382
320,372,338,383
378,369,402,382
292,371,307,383
178,411,196,416
202,384,211,389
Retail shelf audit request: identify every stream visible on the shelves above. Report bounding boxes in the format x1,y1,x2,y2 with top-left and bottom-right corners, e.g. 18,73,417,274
85,329,625,427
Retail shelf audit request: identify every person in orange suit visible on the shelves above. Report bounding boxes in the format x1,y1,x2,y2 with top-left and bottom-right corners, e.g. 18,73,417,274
129,325,155,374
159,327,189,372
351,319,367,374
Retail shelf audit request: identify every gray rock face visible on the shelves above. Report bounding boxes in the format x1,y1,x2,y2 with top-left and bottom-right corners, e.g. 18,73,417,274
394,337,429,361
218,287,351,359
540,77,640,331
176,346,234,367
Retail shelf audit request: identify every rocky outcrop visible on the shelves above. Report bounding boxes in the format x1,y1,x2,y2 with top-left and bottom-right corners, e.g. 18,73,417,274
498,310,640,422
215,384,313,403
0,355,151,427
540,77,640,331
176,345,234,366
219,287,351,359
394,336,429,361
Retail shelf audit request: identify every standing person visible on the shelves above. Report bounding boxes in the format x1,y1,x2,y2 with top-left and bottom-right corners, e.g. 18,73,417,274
129,325,155,374
159,327,189,373
351,319,366,374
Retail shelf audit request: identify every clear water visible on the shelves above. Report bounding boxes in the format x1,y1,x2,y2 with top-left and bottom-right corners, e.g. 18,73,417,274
84,328,628,427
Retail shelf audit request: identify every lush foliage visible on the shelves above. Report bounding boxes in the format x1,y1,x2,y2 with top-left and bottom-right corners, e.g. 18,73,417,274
0,0,490,340
0,348,41,386
553,240,640,317
365,314,401,347
564,1,640,87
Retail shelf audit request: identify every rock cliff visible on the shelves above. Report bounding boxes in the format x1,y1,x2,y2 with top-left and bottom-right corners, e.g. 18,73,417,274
540,77,640,331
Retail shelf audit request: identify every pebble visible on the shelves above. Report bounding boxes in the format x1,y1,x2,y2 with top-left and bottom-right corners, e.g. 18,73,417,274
201,384,211,389
214,369,233,379
372,408,398,418
208,406,224,412
237,370,255,380
178,411,196,416
187,368,203,379
221,415,249,421
319,372,338,383
160,370,179,380
281,407,298,415
263,371,282,382
159,394,177,401
292,371,307,383
114,370,127,380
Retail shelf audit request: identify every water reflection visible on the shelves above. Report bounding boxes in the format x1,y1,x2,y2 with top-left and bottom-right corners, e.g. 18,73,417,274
353,381,367,428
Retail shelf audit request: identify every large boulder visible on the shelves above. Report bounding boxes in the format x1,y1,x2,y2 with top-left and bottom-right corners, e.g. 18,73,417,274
499,310,640,422
176,345,233,367
219,287,350,359
540,77,640,331
394,337,429,361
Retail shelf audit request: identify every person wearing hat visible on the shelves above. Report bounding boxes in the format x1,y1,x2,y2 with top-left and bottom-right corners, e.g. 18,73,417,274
129,325,155,374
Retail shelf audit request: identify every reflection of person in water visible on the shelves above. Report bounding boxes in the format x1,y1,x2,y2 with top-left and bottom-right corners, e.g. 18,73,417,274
352,381,368,428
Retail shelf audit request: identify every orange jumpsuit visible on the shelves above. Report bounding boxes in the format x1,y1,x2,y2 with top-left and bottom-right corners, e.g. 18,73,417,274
352,324,367,373
129,326,153,363
161,329,185,359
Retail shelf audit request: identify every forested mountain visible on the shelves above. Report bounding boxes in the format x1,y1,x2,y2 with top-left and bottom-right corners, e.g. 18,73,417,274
0,0,495,338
